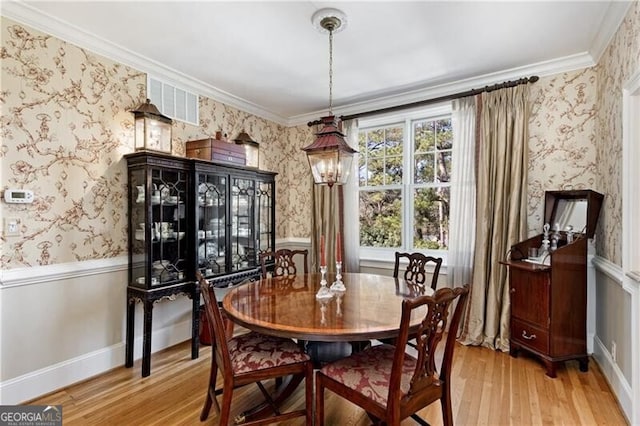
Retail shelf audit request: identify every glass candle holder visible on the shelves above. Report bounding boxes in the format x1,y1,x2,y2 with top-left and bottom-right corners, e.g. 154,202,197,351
330,261,346,292
316,265,333,300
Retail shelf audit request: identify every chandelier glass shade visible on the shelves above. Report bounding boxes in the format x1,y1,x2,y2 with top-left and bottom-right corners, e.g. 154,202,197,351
303,115,356,187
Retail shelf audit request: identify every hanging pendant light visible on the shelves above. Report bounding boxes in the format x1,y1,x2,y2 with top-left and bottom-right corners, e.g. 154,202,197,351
302,8,357,187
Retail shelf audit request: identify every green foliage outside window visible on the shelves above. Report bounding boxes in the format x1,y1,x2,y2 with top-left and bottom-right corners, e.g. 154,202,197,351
359,117,452,250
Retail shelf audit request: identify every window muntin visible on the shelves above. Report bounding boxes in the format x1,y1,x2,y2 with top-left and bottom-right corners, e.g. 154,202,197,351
358,107,452,255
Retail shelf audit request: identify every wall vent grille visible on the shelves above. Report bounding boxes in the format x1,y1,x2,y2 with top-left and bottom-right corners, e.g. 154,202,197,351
148,76,199,125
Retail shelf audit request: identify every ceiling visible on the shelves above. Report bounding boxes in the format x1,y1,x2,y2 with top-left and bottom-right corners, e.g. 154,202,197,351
2,1,632,125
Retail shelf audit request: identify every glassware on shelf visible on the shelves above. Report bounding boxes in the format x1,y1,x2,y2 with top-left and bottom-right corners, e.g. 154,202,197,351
566,225,574,243
136,185,145,203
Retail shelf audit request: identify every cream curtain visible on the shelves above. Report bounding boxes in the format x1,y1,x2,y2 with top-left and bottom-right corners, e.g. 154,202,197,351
342,119,360,273
310,120,359,273
459,85,529,351
310,184,340,272
448,97,477,290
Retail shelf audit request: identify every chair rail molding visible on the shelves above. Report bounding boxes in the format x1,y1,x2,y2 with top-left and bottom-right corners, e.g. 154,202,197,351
0,256,128,289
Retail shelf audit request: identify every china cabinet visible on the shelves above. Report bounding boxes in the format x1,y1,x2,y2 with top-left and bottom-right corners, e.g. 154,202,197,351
125,151,276,376
192,159,276,289
501,189,603,378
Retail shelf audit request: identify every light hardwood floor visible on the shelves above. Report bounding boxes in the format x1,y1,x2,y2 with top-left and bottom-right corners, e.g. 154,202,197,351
29,339,628,425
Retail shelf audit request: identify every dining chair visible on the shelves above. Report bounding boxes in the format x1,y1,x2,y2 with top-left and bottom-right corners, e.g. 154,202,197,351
259,249,350,366
394,251,443,290
260,249,309,278
315,285,469,426
197,272,313,425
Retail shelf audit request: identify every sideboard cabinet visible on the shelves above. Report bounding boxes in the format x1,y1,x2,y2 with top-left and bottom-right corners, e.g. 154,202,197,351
125,151,276,376
501,189,603,378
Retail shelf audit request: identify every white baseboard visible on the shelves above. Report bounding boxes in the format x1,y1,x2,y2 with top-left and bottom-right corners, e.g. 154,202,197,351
593,336,632,423
0,319,193,405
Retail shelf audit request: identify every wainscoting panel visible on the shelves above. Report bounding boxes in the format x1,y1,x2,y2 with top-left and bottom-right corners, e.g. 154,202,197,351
592,255,636,423
0,257,194,405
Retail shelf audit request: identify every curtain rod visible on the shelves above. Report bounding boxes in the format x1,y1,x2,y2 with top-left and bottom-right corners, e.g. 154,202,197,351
307,75,538,126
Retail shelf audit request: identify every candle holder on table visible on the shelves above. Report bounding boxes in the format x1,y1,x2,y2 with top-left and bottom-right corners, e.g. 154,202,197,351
330,261,346,292
316,265,333,300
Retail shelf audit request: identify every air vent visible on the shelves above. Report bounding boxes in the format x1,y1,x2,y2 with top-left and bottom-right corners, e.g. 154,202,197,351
148,76,199,125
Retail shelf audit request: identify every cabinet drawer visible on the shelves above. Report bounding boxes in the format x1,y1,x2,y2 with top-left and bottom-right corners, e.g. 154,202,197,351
512,318,549,354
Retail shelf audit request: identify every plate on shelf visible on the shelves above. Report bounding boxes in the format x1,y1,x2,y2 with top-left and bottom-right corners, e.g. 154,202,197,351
198,241,219,261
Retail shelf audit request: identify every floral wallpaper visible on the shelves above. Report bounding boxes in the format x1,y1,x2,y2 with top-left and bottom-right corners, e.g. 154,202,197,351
527,68,598,236
0,17,308,269
594,1,640,266
3,4,638,269
1,18,144,267
281,124,314,238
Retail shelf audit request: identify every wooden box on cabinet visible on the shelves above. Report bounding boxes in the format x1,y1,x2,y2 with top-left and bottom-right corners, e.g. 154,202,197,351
501,189,603,378
186,137,246,165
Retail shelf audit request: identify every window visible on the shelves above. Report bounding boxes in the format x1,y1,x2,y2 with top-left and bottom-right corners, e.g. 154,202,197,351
358,105,452,258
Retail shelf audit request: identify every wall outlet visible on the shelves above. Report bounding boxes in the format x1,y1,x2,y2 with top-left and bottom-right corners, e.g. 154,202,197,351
4,217,20,237
611,340,617,363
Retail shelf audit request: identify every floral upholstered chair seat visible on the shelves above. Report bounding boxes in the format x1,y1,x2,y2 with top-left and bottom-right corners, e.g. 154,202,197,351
315,286,469,426
319,344,438,407
229,331,311,374
198,272,314,425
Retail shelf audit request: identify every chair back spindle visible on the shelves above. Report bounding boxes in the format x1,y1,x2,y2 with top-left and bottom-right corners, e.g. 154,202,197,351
393,251,443,291
198,271,313,425
260,249,309,278
315,284,469,426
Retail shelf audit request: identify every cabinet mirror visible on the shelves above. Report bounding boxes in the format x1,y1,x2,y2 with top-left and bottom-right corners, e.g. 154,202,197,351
544,190,604,238
552,198,588,234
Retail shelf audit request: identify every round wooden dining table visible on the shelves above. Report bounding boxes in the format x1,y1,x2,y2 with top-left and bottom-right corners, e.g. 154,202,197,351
222,272,433,342
221,272,434,423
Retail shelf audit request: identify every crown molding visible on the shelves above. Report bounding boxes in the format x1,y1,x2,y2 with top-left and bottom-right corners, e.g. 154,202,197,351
0,1,289,126
1,1,613,128
589,1,633,63
285,52,596,126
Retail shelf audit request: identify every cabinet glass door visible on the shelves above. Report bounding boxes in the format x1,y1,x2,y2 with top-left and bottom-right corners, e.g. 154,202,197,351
197,173,227,278
231,177,256,271
256,179,274,256
130,166,187,288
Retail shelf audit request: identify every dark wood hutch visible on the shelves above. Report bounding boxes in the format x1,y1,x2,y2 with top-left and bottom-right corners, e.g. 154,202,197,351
125,151,276,376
